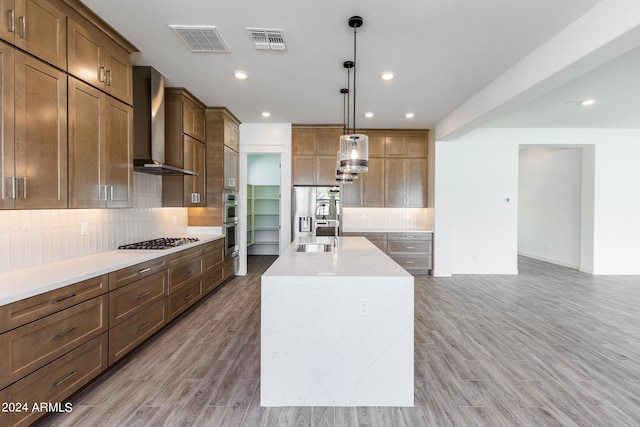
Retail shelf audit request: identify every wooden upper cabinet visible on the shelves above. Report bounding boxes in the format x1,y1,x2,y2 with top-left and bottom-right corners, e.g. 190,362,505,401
292,128,316,155
406,134,428,158
292,155,315,186
68,17,133,105
68,77,132,208
14,51,67,209
0,43,15,210
223,144,238,191
183,98,206,142
182,135,205,206
14,0,67,70
292,126,342,185
315,128,341,155
366,131,385,157
316,155,337,186
385,134,407,157
0,0,16,43
384,158,426,207
224,120,239,150
362,157,385,206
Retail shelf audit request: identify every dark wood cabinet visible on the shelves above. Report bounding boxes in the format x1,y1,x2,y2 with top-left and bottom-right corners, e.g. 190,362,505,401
385,158,427,207
342,157,385,207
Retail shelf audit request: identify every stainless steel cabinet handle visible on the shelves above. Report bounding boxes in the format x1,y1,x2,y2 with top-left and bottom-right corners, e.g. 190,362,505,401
108,185,114,201
183,270,193,276
53,371,77,387
7,176,16,199
51,293,76,304
136,321,150,332
9,10,14,32
135,290,151,300
18,16,25,38
138,267,151,274
406,261,415,264
98,66,106,83
106,69,112,86
51,327,76,341
184,294,194,301
17,177,26,199
406,246,414,249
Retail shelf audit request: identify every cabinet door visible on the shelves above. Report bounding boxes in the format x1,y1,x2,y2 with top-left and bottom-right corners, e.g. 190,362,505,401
0,43,14,210
406,134,427,158
0,0,15,43
366,131,385,157
104,41,132,105
223,145,238,190
194,139,205,204
183,135,205,206
341,178,362,206
68,78,104,208
14,52,67,209
182,101,198,140
405,158,426,207
292,128,316,155
67,18,105,90
105,96,133,208
224,120,239,150
362,157,384,206
316,155,336,185
315,128,340,155
292,155,315,186
14,0,67,70
384,158,405,207
194,107,206,141
384,134,407,157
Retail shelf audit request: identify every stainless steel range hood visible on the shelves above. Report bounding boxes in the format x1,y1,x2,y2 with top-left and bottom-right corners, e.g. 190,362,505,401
133,66,196,176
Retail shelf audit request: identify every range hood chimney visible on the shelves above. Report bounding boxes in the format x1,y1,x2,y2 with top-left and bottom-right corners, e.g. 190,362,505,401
133,66,196,176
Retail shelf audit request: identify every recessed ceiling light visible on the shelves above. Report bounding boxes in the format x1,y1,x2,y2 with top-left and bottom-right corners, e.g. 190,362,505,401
233,70,249,80
261,111,271,117
405,112,415,119
580,99,596,106
381,72,395,81
364,112,374,118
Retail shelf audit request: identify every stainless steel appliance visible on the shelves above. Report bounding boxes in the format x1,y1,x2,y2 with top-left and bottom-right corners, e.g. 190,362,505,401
118,237,199,250
224,193,239,256
292,186,340,241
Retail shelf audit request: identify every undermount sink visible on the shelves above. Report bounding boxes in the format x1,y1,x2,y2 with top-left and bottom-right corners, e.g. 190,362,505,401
296,243,332,253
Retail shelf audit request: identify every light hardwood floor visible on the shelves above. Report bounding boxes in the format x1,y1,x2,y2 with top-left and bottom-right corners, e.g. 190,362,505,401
39,256,640,426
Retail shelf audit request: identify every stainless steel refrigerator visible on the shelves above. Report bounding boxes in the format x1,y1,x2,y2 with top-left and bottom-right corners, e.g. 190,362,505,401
292,186,340,241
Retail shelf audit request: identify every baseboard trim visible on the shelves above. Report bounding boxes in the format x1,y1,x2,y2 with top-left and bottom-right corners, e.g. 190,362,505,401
518,251,580,270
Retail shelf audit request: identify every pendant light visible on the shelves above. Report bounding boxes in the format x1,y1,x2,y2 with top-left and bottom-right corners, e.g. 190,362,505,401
339,15,368,173
336,87,358,184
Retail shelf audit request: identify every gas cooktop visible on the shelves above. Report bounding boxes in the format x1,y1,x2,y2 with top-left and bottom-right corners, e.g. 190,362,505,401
118,237,200,250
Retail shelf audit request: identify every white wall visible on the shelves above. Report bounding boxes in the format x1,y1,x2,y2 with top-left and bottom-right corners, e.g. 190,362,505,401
434,128,640,276
450,134,519,274
518,147,582,268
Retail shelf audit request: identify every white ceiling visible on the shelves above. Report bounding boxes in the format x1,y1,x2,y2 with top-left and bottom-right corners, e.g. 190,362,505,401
485,45,640,128
81,0,602,129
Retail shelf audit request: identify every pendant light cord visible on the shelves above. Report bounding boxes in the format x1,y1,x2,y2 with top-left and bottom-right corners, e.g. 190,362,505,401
352,25,357,135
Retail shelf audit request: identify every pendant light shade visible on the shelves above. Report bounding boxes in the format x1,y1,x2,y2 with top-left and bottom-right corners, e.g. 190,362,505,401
335,151,358,183
339,16,368,174
339,134,368,172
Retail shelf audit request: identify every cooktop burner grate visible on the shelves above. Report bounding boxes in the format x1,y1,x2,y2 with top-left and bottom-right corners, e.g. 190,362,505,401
118,237,200,250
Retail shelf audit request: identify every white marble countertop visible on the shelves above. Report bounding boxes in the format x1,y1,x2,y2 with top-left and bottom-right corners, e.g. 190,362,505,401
263,236,411,278
0,234,224,307
342,228,433,233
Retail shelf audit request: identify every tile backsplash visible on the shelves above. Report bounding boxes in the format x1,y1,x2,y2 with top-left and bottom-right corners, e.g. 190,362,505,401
0,173,188,273
342,207,434,231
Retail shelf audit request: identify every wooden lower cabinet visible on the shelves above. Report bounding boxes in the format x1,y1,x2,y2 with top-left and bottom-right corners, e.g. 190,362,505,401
109,298,167,364
109,270,167,326
223,256,239,280
0,295,108,389
168,279,202,320
0,333,108,427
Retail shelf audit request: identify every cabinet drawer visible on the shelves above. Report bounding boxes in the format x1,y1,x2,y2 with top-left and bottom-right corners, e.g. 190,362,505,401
389,254,430,270
203,238,224,253
0,274,107,334
388,233,432,241
203,264,224,295
109,270,168,326
388,240,431,254
203,244,224,274
0,333,108,427
109,257,167,290
169,257,203,292
109,298,167,364
0,295,108,389
342,232,387,241
168,280,202,320
223,256,238,280
168,245,204,267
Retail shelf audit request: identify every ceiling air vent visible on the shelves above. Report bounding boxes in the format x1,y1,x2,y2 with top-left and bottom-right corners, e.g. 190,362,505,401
246,28,286,51
169,25,230,52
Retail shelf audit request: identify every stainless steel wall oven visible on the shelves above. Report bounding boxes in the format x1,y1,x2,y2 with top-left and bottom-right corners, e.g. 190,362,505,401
224,193,239,257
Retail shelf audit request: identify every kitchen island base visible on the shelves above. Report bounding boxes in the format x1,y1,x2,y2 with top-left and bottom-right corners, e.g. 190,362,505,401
261,237,414,407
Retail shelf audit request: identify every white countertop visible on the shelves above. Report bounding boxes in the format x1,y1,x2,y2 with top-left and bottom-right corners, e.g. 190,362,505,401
342,228,433,233
0,234,224,306
263,236,411,278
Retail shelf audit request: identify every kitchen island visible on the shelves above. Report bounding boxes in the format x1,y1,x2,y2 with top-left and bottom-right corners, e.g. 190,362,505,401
261,236,414,407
